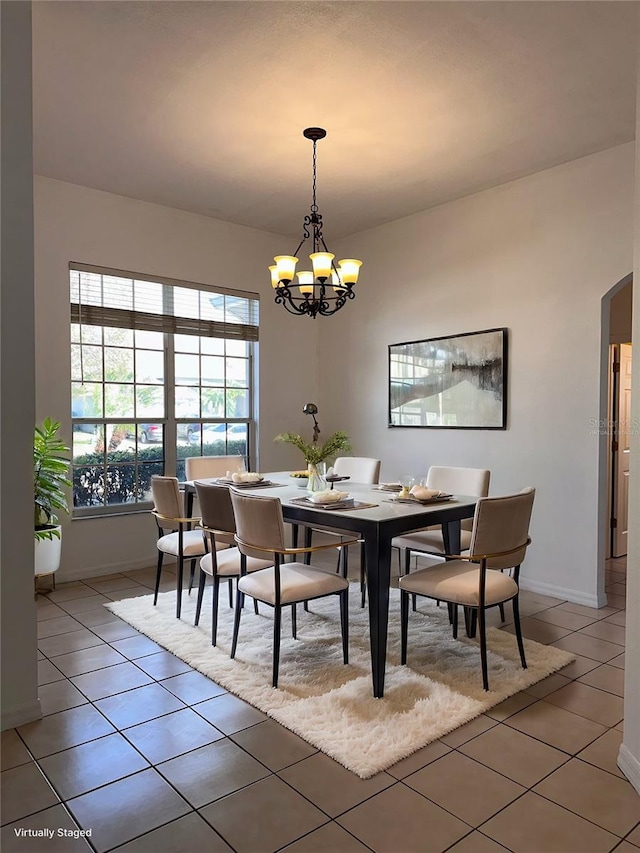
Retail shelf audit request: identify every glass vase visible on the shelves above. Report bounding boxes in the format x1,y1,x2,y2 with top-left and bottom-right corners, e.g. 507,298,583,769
307,462,327,492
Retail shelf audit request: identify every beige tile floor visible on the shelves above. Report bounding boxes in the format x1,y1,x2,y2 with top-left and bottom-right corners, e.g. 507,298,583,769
1,555,638,853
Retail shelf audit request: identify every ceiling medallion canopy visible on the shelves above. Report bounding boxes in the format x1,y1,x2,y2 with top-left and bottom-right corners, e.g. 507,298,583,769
269,128,362,319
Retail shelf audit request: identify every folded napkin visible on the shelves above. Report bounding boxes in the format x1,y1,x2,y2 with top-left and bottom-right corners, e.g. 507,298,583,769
308,489,349,503
409,485,441,500
226,471,262,483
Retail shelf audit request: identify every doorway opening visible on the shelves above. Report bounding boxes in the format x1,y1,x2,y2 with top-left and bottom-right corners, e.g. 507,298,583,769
599,274,632,609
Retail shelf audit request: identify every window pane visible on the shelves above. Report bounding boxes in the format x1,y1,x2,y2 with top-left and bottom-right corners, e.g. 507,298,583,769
201,356,224,386
136,386,164,417
201,337,224,355
106,426,135,462
72,465,105,507
135,330,163,350
105,384,135,417
136,350,164,384
72,424,101,460
225,339,248,357
80,325,102,345
175,353,199,385
138,423,163,446
201,388,225,418
175,386,199,418
226,357,248,387
175,334,199,353
105,347,134,382
227,388,248,418
104,327,133,347
177,422,201,445
71,345,103,382
106,465,137,504
138,463,163,500
72,383,103,418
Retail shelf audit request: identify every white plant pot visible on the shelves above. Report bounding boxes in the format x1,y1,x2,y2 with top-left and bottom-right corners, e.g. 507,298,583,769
35,526,62,577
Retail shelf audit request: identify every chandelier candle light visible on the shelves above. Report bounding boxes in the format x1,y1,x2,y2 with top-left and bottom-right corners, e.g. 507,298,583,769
269,128,362,318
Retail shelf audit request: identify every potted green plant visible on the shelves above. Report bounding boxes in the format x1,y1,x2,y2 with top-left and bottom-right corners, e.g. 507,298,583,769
275,430,351,491
34,418,71,579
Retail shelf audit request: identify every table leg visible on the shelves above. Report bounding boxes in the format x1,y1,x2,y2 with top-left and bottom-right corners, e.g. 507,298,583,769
442,519,461,557
364,529,392,698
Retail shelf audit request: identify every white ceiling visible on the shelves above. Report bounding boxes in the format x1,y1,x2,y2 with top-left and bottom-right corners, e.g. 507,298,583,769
33,1,638,239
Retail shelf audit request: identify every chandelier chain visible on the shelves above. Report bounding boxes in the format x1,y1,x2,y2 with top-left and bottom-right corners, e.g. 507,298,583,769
311,140,318,213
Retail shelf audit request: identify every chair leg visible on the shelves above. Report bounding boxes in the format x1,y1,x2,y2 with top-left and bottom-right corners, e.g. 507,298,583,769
228,578,233,608
512,595,527,670
253,599,259,615
339,590,349,664
303,529,313,614
153,551,164,605
194,570,207,625
359,541,366,608
176,556,184,619
272,605,282,688
478,607,489,691
230,587,243,659
448,602,454,624
452,604,458,639
400,590,409,665
211,578,221,646
291,603,297,639
188,558,196,593
499,602,506,623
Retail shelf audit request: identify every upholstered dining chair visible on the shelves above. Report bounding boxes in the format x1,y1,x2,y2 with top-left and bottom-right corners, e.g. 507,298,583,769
399,487,535,691
150,475,208,619
393,466,491,558
333,456,381,484
230,491,357,688
305,455,381,608
184,455,245,481
194,481,273,645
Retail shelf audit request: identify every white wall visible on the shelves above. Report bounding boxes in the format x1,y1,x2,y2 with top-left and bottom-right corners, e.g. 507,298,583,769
610,282,633,344
34,178,320,579
322,143,635,606
0,2,41,729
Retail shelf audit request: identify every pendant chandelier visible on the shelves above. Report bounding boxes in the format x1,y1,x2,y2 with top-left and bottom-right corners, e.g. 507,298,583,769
269,128,362,319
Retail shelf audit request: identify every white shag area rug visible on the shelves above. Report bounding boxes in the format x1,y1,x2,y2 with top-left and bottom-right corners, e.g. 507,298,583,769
107,585,574,778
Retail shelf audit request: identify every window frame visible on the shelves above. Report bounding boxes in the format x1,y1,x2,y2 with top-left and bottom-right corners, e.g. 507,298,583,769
70,264,259,518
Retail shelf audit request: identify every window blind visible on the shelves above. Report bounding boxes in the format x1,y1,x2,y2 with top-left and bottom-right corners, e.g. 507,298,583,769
70,265,259,341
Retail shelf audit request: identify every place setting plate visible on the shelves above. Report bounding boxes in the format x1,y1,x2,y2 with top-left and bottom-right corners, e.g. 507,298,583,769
388,492,453,505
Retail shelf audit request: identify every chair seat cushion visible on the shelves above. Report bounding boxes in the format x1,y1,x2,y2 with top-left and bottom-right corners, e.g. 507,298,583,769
200,549,272,578
393,527,473,554
238,564,348,605
157,529,209,557
398,561,518,607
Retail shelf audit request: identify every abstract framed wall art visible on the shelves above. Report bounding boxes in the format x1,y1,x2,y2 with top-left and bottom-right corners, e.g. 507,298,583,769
388,327,508,429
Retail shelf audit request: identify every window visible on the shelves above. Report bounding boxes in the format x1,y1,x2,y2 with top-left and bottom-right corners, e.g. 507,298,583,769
70,265,259,516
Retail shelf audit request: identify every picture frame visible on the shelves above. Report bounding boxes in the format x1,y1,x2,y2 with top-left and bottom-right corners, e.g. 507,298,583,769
388,327,508,429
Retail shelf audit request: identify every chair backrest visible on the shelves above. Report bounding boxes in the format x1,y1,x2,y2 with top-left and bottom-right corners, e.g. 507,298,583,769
427,466,490,532
151,475,183,520
426,466,490,497
195,481,236,532
333,456,381,484
184,455,245,481
230,491,287,556
470,487,535,570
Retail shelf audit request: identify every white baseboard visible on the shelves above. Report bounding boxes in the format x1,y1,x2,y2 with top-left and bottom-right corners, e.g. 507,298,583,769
57,554,161,583
1,699,42,731
519,577,605,608
618,743,640,795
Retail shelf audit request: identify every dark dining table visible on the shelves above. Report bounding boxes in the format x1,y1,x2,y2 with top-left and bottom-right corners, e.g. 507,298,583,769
183,473,477,698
